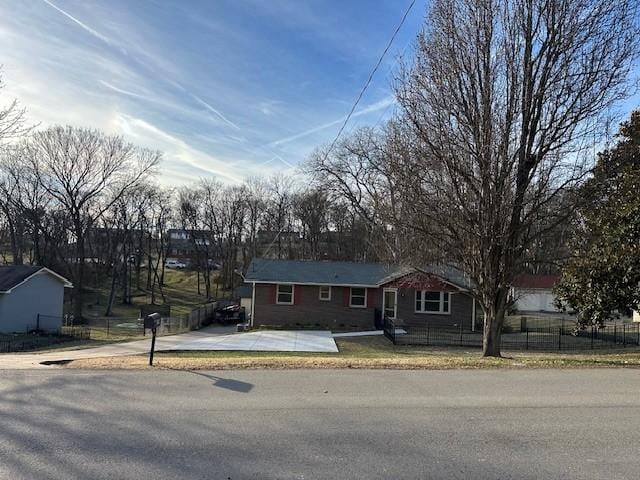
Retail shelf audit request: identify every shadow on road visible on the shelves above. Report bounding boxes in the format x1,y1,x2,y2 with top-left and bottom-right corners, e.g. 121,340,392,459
185,370,254,393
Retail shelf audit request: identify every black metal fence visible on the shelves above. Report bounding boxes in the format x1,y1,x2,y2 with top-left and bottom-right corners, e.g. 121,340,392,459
0,327,90,353
62,302,218,339
0,303,219,352
383,317,640,351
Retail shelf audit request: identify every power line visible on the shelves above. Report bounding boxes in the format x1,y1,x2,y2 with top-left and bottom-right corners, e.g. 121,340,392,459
322,0,417,160
253,1,417,265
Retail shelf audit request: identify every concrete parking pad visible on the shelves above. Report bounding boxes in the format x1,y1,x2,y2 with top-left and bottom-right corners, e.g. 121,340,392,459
171,330,338,352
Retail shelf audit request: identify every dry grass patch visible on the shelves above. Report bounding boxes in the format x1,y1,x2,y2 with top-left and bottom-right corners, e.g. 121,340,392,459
64,335,640,370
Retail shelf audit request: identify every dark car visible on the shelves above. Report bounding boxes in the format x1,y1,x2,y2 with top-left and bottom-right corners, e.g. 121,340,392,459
214,300,245,325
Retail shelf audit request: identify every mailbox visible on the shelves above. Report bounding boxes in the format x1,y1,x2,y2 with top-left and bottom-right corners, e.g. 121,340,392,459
144,312,162,367
144,312,162,330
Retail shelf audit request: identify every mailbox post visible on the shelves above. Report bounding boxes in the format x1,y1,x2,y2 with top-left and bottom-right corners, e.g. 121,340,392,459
144,313,162,366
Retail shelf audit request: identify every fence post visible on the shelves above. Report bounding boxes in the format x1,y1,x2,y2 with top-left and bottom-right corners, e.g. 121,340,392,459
427,323,430,345
106,318,110,338
36,313,40,331
459,321,463,346
558,325,561,350
623,324,626,347
526,326,529,350
614,323,617,345
591,325,594,349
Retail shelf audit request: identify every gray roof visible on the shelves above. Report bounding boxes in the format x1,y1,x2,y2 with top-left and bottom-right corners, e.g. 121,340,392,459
245,258,472,290
0,265,72,292
0,266,47,292
418,265,474,290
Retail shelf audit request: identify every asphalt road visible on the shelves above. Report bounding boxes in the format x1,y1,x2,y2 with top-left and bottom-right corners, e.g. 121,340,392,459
1,368,639,480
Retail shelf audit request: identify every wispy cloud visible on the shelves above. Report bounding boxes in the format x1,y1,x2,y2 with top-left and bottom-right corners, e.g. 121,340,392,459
100,81,149,102
191,94,240,130
114,113,244,183
269,96,396,147
41,0,115,47
2,1,421,185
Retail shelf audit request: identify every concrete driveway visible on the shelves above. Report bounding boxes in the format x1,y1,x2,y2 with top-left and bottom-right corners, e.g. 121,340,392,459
171,329,338,352
0,327,338,369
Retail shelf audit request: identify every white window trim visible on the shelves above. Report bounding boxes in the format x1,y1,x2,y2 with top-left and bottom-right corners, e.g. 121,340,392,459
276,284,294,305
349,287,367,308
383,288,398,319
319,285,332,301
415,291,451,315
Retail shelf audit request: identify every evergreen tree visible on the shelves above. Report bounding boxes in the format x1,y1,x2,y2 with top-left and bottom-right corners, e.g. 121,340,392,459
556,111,640,324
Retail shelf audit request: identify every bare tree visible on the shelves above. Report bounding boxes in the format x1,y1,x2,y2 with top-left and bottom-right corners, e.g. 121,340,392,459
200,179,246,292
0,149,27,264
0,69,31,264
310,125,415,263
263,174,296,259
177,186,209,296
100,186,150,316
0,69,30,146
243,177,267,264
294,188,329,260
27,126,160,319
146,187,173,305
313,0,639,356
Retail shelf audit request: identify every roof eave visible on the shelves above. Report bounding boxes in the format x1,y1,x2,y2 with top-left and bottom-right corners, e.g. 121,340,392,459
247,280,379,288
381,266,471,292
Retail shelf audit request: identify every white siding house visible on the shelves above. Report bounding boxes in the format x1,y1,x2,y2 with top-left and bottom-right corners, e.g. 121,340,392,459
0,266,73,333
510,274,561,313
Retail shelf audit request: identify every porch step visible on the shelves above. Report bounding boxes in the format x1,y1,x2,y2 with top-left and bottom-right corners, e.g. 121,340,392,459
332,329,407,338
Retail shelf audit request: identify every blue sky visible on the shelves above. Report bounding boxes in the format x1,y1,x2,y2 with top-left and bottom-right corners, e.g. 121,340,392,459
0,0,424,184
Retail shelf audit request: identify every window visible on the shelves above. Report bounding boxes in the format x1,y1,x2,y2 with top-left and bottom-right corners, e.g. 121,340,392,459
415,291,450,314
319,286,331,301
276,284,294,305
350,287,367,308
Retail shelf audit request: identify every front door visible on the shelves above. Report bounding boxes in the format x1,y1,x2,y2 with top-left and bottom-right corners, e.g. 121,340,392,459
383,288,397,320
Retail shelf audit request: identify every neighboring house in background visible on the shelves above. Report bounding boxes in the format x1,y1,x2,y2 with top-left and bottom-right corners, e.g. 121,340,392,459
0,266,73,333
244,258,477,331
510,274,561,313
166,228,211,260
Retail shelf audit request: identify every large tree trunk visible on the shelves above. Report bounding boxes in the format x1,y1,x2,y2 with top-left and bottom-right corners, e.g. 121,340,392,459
482,288,509,357
483,325,501,357
121,253,129,304
104,261,118,316
73,233,85,321
4,214,23,265
483,313,503,357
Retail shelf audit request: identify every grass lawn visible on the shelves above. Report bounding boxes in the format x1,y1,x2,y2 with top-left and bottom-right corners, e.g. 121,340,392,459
80,268,227,322
65,335,640,370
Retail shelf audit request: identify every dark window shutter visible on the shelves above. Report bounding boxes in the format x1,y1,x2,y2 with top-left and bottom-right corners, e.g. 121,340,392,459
343,287,350,307
294,285,302,305
270,284,277,304
367,288,376,308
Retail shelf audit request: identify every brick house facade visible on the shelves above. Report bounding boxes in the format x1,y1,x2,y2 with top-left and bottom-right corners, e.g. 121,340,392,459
245,259,476,331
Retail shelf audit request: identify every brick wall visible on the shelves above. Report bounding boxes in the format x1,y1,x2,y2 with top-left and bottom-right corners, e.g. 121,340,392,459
395,289,474,329
253,283,380,330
